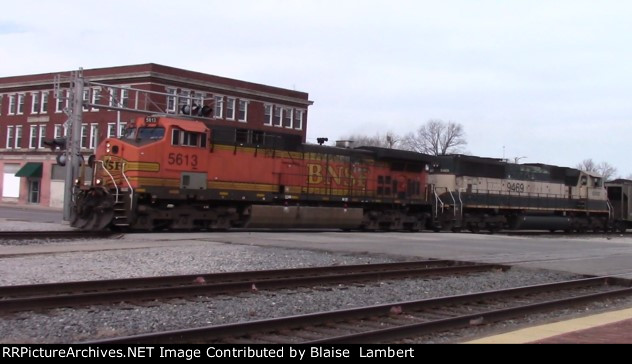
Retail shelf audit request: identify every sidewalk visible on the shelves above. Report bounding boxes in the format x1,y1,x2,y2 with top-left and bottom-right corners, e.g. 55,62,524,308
0,202,63,212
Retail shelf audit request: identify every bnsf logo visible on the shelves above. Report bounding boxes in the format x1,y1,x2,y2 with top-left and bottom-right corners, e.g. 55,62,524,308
103,156,125,172
307,163,368,187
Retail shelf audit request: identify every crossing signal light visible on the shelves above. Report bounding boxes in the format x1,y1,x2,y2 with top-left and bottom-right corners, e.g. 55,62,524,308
42,137,67,151
181,104,213,117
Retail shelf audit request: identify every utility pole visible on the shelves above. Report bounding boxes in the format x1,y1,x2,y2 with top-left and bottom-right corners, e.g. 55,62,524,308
62,69,84,222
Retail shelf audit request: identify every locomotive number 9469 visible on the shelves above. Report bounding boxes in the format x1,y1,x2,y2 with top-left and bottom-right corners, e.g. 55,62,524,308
506,182,525,193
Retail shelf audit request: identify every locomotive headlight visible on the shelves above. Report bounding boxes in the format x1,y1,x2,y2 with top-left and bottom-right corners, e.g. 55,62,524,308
106,142,111,153
95,178,102,186
74,178,80,186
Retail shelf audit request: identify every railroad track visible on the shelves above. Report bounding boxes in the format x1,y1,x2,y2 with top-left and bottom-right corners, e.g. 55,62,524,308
0,260,505,314
86,276,632,344
0,230,117,241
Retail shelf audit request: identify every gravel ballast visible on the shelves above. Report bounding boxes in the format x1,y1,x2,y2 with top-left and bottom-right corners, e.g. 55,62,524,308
0,242,587,344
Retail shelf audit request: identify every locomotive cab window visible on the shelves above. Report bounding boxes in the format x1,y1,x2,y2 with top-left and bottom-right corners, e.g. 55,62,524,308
122,127,164,143
138,127,165,140
171,128,207,148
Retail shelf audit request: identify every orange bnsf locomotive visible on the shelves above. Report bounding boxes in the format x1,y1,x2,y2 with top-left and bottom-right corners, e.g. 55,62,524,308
71,115,433,231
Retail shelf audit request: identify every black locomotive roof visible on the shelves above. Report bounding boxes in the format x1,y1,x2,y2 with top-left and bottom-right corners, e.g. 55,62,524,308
431,154,582,185
356,146,434,164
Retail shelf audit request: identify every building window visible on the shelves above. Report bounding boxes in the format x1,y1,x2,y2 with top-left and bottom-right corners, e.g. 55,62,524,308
263,104,272,126
82,89,90,111
91,88,100,111
41,92,48,113
118,122,125,138
29,125,37,149
226,97,235,120
214,96,223,118
273,106,282,127
81,124,88,149
17,94,25,114
38,125,46,149
15,126,22,149
294,109,304,130
108,88,118,108
238,100,248,122
107,123,116,138
0,94,3,115
90,124,98,149
6,126,14,149
56,90,68,113
31,93,40,114
9,95,16,115
193,91,204,108
283,107,292,128
178,89,191,113
166,88,177,113
54,124,63,139
120,87,130,108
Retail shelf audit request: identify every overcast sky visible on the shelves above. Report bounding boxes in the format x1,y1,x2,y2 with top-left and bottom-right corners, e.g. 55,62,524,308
2,0,631,177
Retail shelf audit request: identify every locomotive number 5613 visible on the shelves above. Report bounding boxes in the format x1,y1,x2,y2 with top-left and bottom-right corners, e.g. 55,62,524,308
167,153,198,167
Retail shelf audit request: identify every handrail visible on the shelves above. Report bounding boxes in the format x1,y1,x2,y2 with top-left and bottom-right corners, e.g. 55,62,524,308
433,187,444,218
448,190,457,217
95,160,120,204
457,189,464,220
121,162,134,211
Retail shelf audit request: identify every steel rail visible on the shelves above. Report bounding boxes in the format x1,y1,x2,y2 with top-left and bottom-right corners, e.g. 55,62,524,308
84,276,631,344
0,260,505,313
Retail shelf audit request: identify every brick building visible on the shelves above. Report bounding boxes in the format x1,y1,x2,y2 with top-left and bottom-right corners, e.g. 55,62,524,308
0,63,312,208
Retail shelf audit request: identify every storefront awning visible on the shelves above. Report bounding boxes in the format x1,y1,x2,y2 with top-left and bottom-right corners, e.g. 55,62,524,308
15,162,43,178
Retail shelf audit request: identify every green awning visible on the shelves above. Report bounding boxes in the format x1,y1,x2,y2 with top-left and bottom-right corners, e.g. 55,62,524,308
15,162,43,178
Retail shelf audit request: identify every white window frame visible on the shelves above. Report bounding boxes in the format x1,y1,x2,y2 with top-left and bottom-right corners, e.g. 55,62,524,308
41,91,48,114
293,109,304,130
120,87,130,108
177,89,191,113
81,89,90,112
166,88,177,113
80,124,88,149
31,93,40,114
17,93,25,115
0,94,3,116
56,90,68,113
108,88,118,108
6,126,14,149
273,106,282,127
9,95,16,115
214,95,223,119
54,124,63,139
91,87,101,111
117,122,125,138
107,123,116,138
29,125,37,149
238,100,248,123
38,125,46,149
283,107,293,129
14,126,22,149
89,123,98,149
226,97,235,120
263,104,272,126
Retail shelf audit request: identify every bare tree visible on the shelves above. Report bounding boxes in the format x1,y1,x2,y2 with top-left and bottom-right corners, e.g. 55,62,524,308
576,158,618,181
338,131,401,149
400,119,467,155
